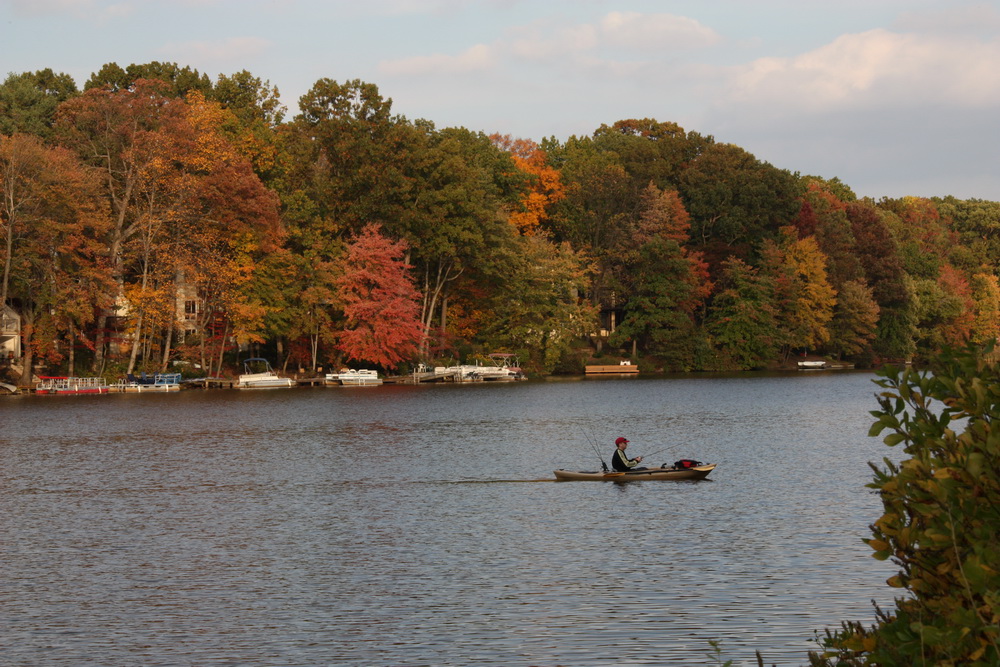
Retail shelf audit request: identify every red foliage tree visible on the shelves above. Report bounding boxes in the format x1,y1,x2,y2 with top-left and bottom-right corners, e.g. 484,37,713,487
335,223,422,368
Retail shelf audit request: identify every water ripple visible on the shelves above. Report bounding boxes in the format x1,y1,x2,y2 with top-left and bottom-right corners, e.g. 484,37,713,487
2,373,898,666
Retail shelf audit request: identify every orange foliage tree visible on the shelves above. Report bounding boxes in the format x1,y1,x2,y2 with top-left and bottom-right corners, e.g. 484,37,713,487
0,133,110,383
491,134,565,236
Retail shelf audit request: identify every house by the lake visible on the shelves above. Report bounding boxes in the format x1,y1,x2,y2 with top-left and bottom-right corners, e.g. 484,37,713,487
1,304,20,362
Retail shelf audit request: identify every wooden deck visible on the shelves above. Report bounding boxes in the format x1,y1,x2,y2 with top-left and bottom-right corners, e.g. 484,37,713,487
585,364,639,374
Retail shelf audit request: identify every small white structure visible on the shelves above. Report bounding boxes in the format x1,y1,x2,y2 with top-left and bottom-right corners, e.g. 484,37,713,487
1,305,20,361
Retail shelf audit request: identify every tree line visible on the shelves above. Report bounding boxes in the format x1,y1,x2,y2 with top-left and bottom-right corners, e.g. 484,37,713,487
3,62,1000,383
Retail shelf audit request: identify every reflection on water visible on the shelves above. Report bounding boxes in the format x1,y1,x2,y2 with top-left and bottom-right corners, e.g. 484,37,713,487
1,372,897,665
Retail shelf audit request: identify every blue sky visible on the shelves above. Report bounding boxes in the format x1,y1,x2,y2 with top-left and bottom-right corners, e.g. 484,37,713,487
3,0,1000,200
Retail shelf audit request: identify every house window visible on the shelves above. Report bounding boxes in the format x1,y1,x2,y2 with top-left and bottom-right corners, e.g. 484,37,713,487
184,300,197,320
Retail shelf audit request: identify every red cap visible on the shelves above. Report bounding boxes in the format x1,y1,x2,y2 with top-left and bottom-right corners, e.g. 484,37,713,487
615,437,629,445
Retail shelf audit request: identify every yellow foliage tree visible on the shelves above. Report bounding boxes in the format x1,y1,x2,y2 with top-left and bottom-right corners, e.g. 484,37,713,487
970,272,1000,345
764,227,837,356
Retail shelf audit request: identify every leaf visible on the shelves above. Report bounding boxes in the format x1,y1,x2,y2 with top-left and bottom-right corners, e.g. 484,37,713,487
883,433,907,447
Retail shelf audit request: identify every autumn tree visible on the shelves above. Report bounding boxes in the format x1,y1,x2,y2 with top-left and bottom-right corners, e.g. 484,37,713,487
610,236,711,369
290,78,417,234
847,200,916,360
591,118,711,193
474,233,595,373
969,272,1000,345
761,227,837,359
0,134,109,383
399,126,527,357
0,69,78,139
545,135,632,314
828,279,880,359
610,184,712,368
490,134,565,236
55,79,190,370
335,223,422,368
54,81,282,374
936,196,1000,281
174,92,284,373
934,264,975,348
878,196,954,280
85,61,212,97
210,70,285,179
795,179,862,290
706,257,781,370
679,142,802,269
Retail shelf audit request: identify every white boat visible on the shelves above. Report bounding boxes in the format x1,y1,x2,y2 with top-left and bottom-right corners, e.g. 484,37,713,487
478,353,525,380
236,358,294,389
116,372,182,392
336,369,382,386
443,354,526,382
797,360,827,370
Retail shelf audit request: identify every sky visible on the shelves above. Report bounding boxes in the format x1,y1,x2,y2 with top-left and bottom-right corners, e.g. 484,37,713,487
3,0,1000,201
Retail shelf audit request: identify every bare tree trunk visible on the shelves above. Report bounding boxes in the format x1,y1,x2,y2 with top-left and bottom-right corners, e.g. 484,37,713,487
126,311,143,374
0,208,13,307
92,313,108,373
311,330,319,371
160,324,173,373
68,323,75,376
17,320,33,386
419,258,463,358
214,320,230,377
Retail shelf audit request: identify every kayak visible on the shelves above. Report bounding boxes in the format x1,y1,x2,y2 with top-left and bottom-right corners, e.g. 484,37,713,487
553,463,716,482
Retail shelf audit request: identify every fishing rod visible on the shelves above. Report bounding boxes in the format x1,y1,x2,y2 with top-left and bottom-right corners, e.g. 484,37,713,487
642,447,668,460
579,427,610,472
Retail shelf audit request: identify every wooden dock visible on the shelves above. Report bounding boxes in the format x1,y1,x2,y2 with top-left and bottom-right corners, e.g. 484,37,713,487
386,368,462,384
182,377,235,389
585,364,639,374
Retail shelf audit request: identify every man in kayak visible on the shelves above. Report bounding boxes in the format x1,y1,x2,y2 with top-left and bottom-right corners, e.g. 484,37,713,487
611,437,644,471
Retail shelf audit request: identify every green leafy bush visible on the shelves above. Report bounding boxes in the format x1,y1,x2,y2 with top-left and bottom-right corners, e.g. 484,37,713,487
812,344,1000,666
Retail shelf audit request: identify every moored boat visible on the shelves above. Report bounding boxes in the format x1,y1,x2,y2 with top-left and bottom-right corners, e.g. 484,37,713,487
236,358,294,389
35,376,110,395
554,462,716,482
337,369,382,386
116,372,182,392
478,353,525,381
441,353,526,382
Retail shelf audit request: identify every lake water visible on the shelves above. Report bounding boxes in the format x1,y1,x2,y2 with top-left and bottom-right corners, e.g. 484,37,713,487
1,372,900,666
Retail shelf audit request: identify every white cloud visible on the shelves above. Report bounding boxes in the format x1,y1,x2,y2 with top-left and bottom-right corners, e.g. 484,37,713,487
600,11,721,51
160,36,273,64
379,43,494,76
377,10,720,80
895,3,1000,36
726,28,1000,113
699,22,1000,199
